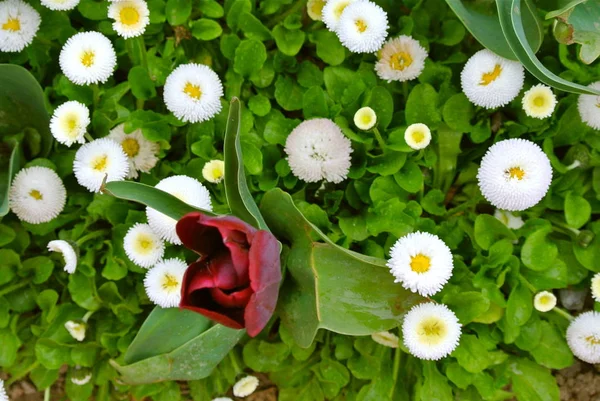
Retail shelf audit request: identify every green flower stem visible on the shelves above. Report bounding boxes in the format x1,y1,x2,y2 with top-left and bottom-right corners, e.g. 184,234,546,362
267,0,306,28
554,307,574,321
91,84,100,110
372,127,387,151
390,345,403,398
44,386,50,401
85,133,94,142
136,98,145,110
229,349,242,375
82,310,95,323
76,230,110,247
0,279,31,297
402,81,409,100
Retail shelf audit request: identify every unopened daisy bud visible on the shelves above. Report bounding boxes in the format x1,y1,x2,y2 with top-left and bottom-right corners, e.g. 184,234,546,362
591,273,600,303
59,31,117,86
108,0,150,39
70,366,92,386
534,291,556,312
233,375,259,398
494,209,524,230
108,124,159,179
577,81,600,130
387,231,453,297
461,49,524,109
9,167,67,224
144,258,187,308
0,379,8,401
376,35,428,83
307,0,325,20
64,320,86,341
522,84,556,119
50,101,90,147
48,240,78,274
371,331,399,348
567,311,600,364
336,0,388,54
73,138,129,193
354,107,377,130
322,0,357,31
402,302,462,360
0,0,40,52
202,160,225,183
40,0,80,10
404,123,431,150
477,139,552,211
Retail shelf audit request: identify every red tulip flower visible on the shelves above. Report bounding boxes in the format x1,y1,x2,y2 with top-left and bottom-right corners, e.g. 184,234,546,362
176,212,281,337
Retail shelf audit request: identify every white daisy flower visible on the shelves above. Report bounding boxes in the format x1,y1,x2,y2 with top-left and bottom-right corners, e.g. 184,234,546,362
322,0,356,31
591,273,600,303
354,107,376,130
48,240,78,274
0,0,40,52
123,223,164,268
0,379,8,401
371,331,399,348
64,320,86,341
522,84,557,119
144,258,187,308
404,123,431,150
533,291,556,312
375,35,428,82
40,0,80,11
163,63,224,124
566,311,600,364
461,49,524,109
233,376,259,398
9,166,66,224
146,176,213,244
59,31,117,86
307,0,325,21
50,101,90,147
73,138,129,193
107,124,159,179
494,209,524,230
108,0,149,39
202,159,225,184
284,118,352,183
70,367,92,386
336,0,388,54
387,231,453,297
477,138,552,211
577,81,600,130
402,302,462,361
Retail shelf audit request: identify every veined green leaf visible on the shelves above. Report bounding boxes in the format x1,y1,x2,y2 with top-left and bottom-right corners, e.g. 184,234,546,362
0,141,21,218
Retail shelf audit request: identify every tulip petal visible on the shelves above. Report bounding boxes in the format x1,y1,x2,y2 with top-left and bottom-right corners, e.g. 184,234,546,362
210,287,253,308
176,212,225,256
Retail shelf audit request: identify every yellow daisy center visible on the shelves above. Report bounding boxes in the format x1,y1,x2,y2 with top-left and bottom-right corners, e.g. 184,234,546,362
91,154,109,172
355,19,367,33
417,317,447,345
538,295,552,305
334,1,350,18
533,95,545,108
29,189,43,200
310,0,325,17
80,51,96,68
585,335,600,346
480,64,502,86
506,166,525,180
183,82,202,100
121,138,140,157
411,131,425,144
119,6,140,26
208,166,223,181
161,273,179,291
410,254,431,274
133,234,154,255
2,17,20,32
390,51,413,71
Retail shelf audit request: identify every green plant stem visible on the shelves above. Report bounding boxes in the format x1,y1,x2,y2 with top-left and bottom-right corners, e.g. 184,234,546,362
76,230,110,247
402,81,409,100
82,310,95,323
372,127,387,151
44,386,50,401
92,84,100,109
390,346,403,399
85,133,94,142
554,307,574,321
136,98,145,110
0,279,31,297
229,350,242,374
267,0,306,27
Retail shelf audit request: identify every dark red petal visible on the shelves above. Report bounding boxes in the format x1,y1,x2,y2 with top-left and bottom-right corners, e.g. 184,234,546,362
176,212,224,256
209,286,253,308
199,214,258,238
180,304,245,330
186,253,243,293
244,230,282,337
224,238,250,279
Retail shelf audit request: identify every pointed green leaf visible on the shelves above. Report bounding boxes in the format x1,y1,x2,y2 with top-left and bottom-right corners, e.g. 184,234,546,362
0,141,21,218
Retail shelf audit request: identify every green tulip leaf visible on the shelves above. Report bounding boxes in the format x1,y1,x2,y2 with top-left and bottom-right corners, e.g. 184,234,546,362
0,141,21,218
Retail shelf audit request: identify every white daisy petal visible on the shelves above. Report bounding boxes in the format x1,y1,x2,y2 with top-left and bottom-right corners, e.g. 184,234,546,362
64,320,86,341
144,258,187,308
461,49,524,109
577,81,600,130
307,0,325,21
404,123,431,150
375,35,428,82
73,138,129,193
212,398,234,401
146,176,212,244
371,331,399,348
591,273,600,303
354,107,377,131
48,240,78,274
533,291,556,312
59,31,117,86
40,0,80,11
522,84,557,119
387,231,453,297
322,0,357,32
163,63,224,124
402,302,462,361
202,160,225,184
108,0,149,39
336,0,388,54
0,379,8,401
123,223,164,268
567,311,600,364
0,0,40,52
284,118,352,183
9,167,66,224
493,209,524,230
107,124,159,179
233,376,259,398
477,138,552,211
70,367,92,386
50,101,90,147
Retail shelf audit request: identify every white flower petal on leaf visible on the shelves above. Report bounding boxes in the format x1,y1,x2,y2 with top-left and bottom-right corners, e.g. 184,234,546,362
494,209,524,230
64,320,86,341
404,123,431,150
387,231,453,297
461,49,524,109
59,31,117,85
567,311,600,364
0,0,40,52
577,81,600,130
477,138,552,211
123,223,164,268
163,63,223,123
9,166,67,224
402,302,461,361
48,240,78,274
108,0,149,39
73,138,129,193
40,0,80,11
233,375,259,398
144,258,187,308
322,0,356,31
522,84,556,119
336,0,388,54
285,118,352,184
107,124,159,179
354,107,377,130
591,273,600,303
371,331,399,348
146,176,212,244
50,101,90,147
202,159,225,183
375,35,427,82
533,291,556,312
